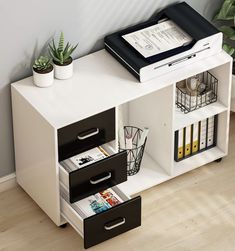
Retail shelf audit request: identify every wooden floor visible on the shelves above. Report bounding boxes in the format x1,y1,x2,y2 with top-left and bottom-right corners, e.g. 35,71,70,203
1,114,235,251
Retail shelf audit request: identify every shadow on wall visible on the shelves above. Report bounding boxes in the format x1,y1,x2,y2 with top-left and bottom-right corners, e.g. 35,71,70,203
9,37,54,84
0,36,54,177
0,85,15,176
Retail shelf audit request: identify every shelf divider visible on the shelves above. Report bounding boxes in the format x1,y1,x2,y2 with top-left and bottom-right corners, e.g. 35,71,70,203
174,147,226,176
174,101,227,131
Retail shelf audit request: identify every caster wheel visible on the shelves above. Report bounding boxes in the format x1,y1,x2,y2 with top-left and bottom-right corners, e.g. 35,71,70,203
215,158,222,163
59,223,68,228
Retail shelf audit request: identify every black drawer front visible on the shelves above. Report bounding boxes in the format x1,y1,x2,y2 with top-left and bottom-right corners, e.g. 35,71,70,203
69,151,127,203
84,196,141,249
58,108,115,161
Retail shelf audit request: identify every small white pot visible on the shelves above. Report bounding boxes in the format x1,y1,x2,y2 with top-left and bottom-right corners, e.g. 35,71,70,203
54,60,73,80
33,68,54,88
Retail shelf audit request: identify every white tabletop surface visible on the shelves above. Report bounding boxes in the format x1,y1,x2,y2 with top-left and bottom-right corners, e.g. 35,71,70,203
12,49,231,128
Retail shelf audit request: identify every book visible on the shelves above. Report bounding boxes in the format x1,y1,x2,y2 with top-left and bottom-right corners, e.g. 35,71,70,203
62,146,109,171
122,19,193,58
75,188,124,217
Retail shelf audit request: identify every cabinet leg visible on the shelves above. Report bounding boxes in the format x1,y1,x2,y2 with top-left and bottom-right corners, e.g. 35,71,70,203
215,158,222,163
59,223,68,228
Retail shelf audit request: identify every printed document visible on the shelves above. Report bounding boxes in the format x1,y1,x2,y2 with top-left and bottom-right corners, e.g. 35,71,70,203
122,20,192,58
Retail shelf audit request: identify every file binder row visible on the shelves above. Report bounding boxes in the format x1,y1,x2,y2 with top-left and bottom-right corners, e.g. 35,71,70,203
174,115,218,162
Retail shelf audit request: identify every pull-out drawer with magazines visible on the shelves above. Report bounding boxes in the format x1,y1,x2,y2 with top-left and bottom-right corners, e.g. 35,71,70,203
60,183,141,249
59,143,127,203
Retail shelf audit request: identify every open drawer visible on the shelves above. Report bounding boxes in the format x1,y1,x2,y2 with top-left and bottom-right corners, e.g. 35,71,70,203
60,184,141,249
59,143,128,203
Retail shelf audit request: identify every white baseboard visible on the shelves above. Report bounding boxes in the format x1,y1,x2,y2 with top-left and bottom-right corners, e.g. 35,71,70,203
0,173,17,193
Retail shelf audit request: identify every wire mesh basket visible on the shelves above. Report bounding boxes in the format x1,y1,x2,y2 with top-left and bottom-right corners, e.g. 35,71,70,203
176,71,218,114
119,126,147,176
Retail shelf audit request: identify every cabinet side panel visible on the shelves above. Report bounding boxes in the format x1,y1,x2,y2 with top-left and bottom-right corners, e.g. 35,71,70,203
11,87,61,225
210,62,232,109
128,86,174,175
210,62,232,155
217,111,230,155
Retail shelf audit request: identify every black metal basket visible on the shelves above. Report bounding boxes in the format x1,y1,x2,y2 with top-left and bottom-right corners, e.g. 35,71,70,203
119,126,147,176
176,71,218,114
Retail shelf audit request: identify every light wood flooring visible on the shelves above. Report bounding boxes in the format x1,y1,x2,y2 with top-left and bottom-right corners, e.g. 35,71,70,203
0,113,235,251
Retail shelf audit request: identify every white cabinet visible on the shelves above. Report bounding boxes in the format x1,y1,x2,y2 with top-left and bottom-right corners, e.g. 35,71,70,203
11,49,232,248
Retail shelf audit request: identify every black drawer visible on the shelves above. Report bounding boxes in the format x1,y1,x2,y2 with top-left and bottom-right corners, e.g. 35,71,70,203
58,108,115,161
59,150,128,203
60,186,141,249
84,196,141,249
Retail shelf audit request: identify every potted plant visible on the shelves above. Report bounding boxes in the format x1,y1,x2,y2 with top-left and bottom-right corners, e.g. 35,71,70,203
49,32,78,79
32,56,54,88
214,0,235,111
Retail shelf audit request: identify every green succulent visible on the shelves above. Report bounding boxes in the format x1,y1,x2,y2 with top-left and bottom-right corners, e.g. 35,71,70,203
33,56,52,71
49,32,78,65
214,0,235,56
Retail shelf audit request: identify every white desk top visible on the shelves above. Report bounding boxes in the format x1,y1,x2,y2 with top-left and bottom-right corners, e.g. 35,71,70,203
12,49,231,128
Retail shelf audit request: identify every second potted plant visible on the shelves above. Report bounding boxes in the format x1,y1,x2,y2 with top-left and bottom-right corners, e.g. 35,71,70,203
49,32,78,80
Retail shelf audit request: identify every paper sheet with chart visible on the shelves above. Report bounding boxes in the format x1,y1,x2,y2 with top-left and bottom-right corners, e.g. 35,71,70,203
122,20,193,58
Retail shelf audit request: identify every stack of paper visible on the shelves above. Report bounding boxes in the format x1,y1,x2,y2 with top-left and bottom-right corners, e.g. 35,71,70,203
122,19,193,58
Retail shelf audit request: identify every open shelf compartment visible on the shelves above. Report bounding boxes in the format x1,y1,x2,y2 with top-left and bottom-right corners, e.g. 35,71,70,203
173,110,230,175
174,62,231,130
117,85,175,195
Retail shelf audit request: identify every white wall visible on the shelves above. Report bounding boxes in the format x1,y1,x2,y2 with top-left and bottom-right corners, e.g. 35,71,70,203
0,0,223,177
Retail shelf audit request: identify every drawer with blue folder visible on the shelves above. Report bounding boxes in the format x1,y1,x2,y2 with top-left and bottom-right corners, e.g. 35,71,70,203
174,115,218,162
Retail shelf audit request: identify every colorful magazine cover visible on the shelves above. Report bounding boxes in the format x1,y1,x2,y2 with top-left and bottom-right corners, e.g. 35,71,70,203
76,188,123,217
99,190,122,207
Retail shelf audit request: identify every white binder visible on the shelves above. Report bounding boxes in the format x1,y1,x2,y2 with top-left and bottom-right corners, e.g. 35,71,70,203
199,119,207,150
207,116,215,147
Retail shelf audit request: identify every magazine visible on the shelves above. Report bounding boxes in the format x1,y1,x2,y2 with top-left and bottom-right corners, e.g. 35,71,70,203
75,188,124,217
62,146,109,171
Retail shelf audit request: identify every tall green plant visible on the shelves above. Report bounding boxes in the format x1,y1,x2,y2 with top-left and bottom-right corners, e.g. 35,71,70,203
49,32,78,65
214,0,235,56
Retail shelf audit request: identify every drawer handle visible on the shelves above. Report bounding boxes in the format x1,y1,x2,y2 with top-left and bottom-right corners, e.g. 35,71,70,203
104,217,126,231
90,172,112,185
77,128,99,140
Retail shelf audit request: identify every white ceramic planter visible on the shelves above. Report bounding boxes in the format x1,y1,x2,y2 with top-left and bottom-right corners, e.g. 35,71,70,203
33,68,54,88
54,60,73,80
